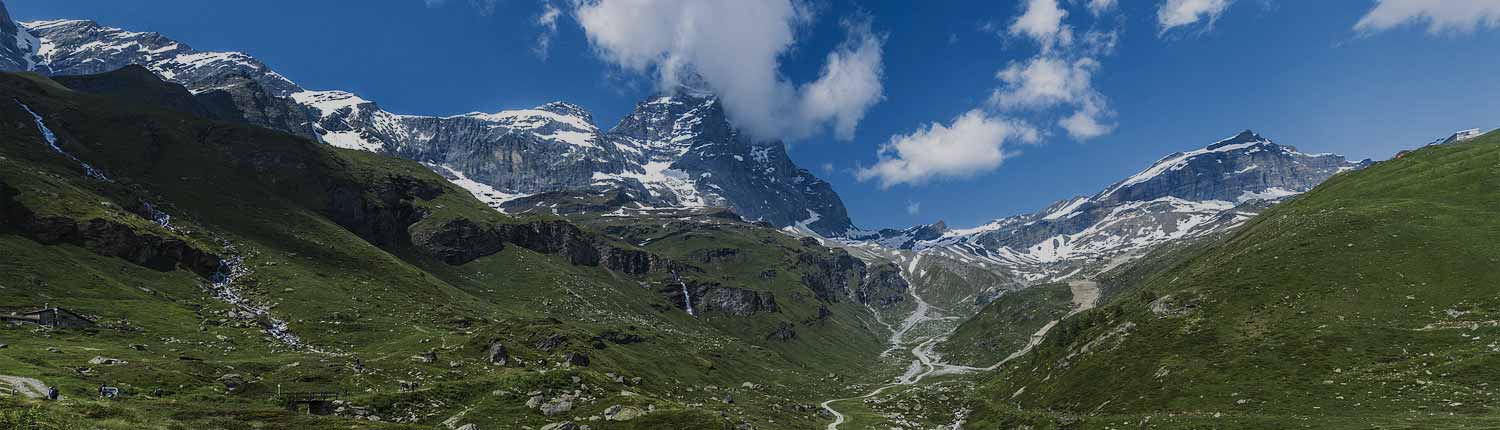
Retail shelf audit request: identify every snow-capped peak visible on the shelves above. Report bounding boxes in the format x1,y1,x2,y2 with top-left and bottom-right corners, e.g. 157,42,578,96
290,90,372,118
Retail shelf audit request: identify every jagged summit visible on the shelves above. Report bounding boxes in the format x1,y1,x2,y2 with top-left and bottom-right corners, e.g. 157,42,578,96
1207,129,1267,149
535,101,595,124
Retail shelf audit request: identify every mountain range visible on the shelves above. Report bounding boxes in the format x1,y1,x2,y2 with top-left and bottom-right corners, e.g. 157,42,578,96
4,2,1500,430
854,130,1372,283
2,17,856,236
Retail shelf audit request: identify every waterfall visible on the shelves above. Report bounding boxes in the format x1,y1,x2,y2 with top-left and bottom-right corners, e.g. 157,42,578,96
17,101,111,182
681,282,697,317
141,201,174,230
205,243,309,350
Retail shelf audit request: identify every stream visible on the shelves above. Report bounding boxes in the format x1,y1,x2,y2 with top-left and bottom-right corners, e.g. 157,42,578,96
819,261,1101,429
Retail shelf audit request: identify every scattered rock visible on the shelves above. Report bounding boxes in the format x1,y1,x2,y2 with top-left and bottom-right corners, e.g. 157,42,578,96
413,350,438,364
526,395,545,408
456,424,478,430
564,352,590,367
88,356,127,365
486,343,510,366
536,334,565,352
217,374,245,393
540,397,574,416
603,405,644,421
540,422,579,430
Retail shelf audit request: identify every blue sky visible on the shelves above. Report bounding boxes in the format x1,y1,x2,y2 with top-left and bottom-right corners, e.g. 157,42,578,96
11,0,1500,229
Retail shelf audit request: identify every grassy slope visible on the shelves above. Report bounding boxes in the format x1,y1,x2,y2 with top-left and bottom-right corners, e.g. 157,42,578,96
965,134,1500,429
936,283,1073,367
0,72,881,429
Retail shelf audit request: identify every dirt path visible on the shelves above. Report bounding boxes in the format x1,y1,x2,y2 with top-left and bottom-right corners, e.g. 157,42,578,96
0,375,51,399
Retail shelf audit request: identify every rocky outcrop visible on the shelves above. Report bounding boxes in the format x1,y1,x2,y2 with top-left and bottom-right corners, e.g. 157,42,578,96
795,246,865,303
0,5,41,72
412,215,673,275
766,322,798,342
0,181,222,279
855,263,909,308
661,280,779,317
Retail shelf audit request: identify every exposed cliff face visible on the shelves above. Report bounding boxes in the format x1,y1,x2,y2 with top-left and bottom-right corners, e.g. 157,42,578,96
0,181,222,278
13,16,859,236
795,246,866,303
855,263,908,309
661,280,779,317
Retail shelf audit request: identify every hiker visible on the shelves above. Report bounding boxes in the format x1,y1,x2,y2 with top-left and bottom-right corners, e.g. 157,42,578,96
46,386,58,400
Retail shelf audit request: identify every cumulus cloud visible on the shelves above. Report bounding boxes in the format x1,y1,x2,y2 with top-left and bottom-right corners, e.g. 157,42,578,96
989,52,1115,140
573,0,885,142
990,57,1096,109
859,0,1117,188
533,2,562,60
1157,0,1235,35
1355,0,1500,34
856,110,1038,188
1009,0,1073,52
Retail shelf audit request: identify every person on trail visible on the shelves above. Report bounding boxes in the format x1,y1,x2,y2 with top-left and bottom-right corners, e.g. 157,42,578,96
46,386,58,400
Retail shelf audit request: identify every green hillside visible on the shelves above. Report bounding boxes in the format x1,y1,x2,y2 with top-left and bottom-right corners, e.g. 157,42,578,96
964,134,1500,429
0,70,890,430
936,282,1073,367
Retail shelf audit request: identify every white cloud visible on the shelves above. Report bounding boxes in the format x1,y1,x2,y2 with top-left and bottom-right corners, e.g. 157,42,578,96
861,0,1121,189
1088,0,1119,16
856,110,1038,188
1157,0,1234,35
425,0,446,7
1059,94,1114,139
533,2,562,60
573,0,885,142
990,56,1115,140
799,19,886,140
820,162,834,174
1010,0,1073,51
906,201,922,215
990,56,1095,109
1355,0,1500,34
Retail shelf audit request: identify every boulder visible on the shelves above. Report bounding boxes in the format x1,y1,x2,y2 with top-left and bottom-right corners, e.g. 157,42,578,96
564,352,590,367
535,334,565,352
540,397,573,416
603,405,644,421
485,343,510,366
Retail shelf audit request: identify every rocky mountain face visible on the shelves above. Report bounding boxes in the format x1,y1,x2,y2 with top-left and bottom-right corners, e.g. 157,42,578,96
858,130,1372,282
0,10,856,236
0,4,39,72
